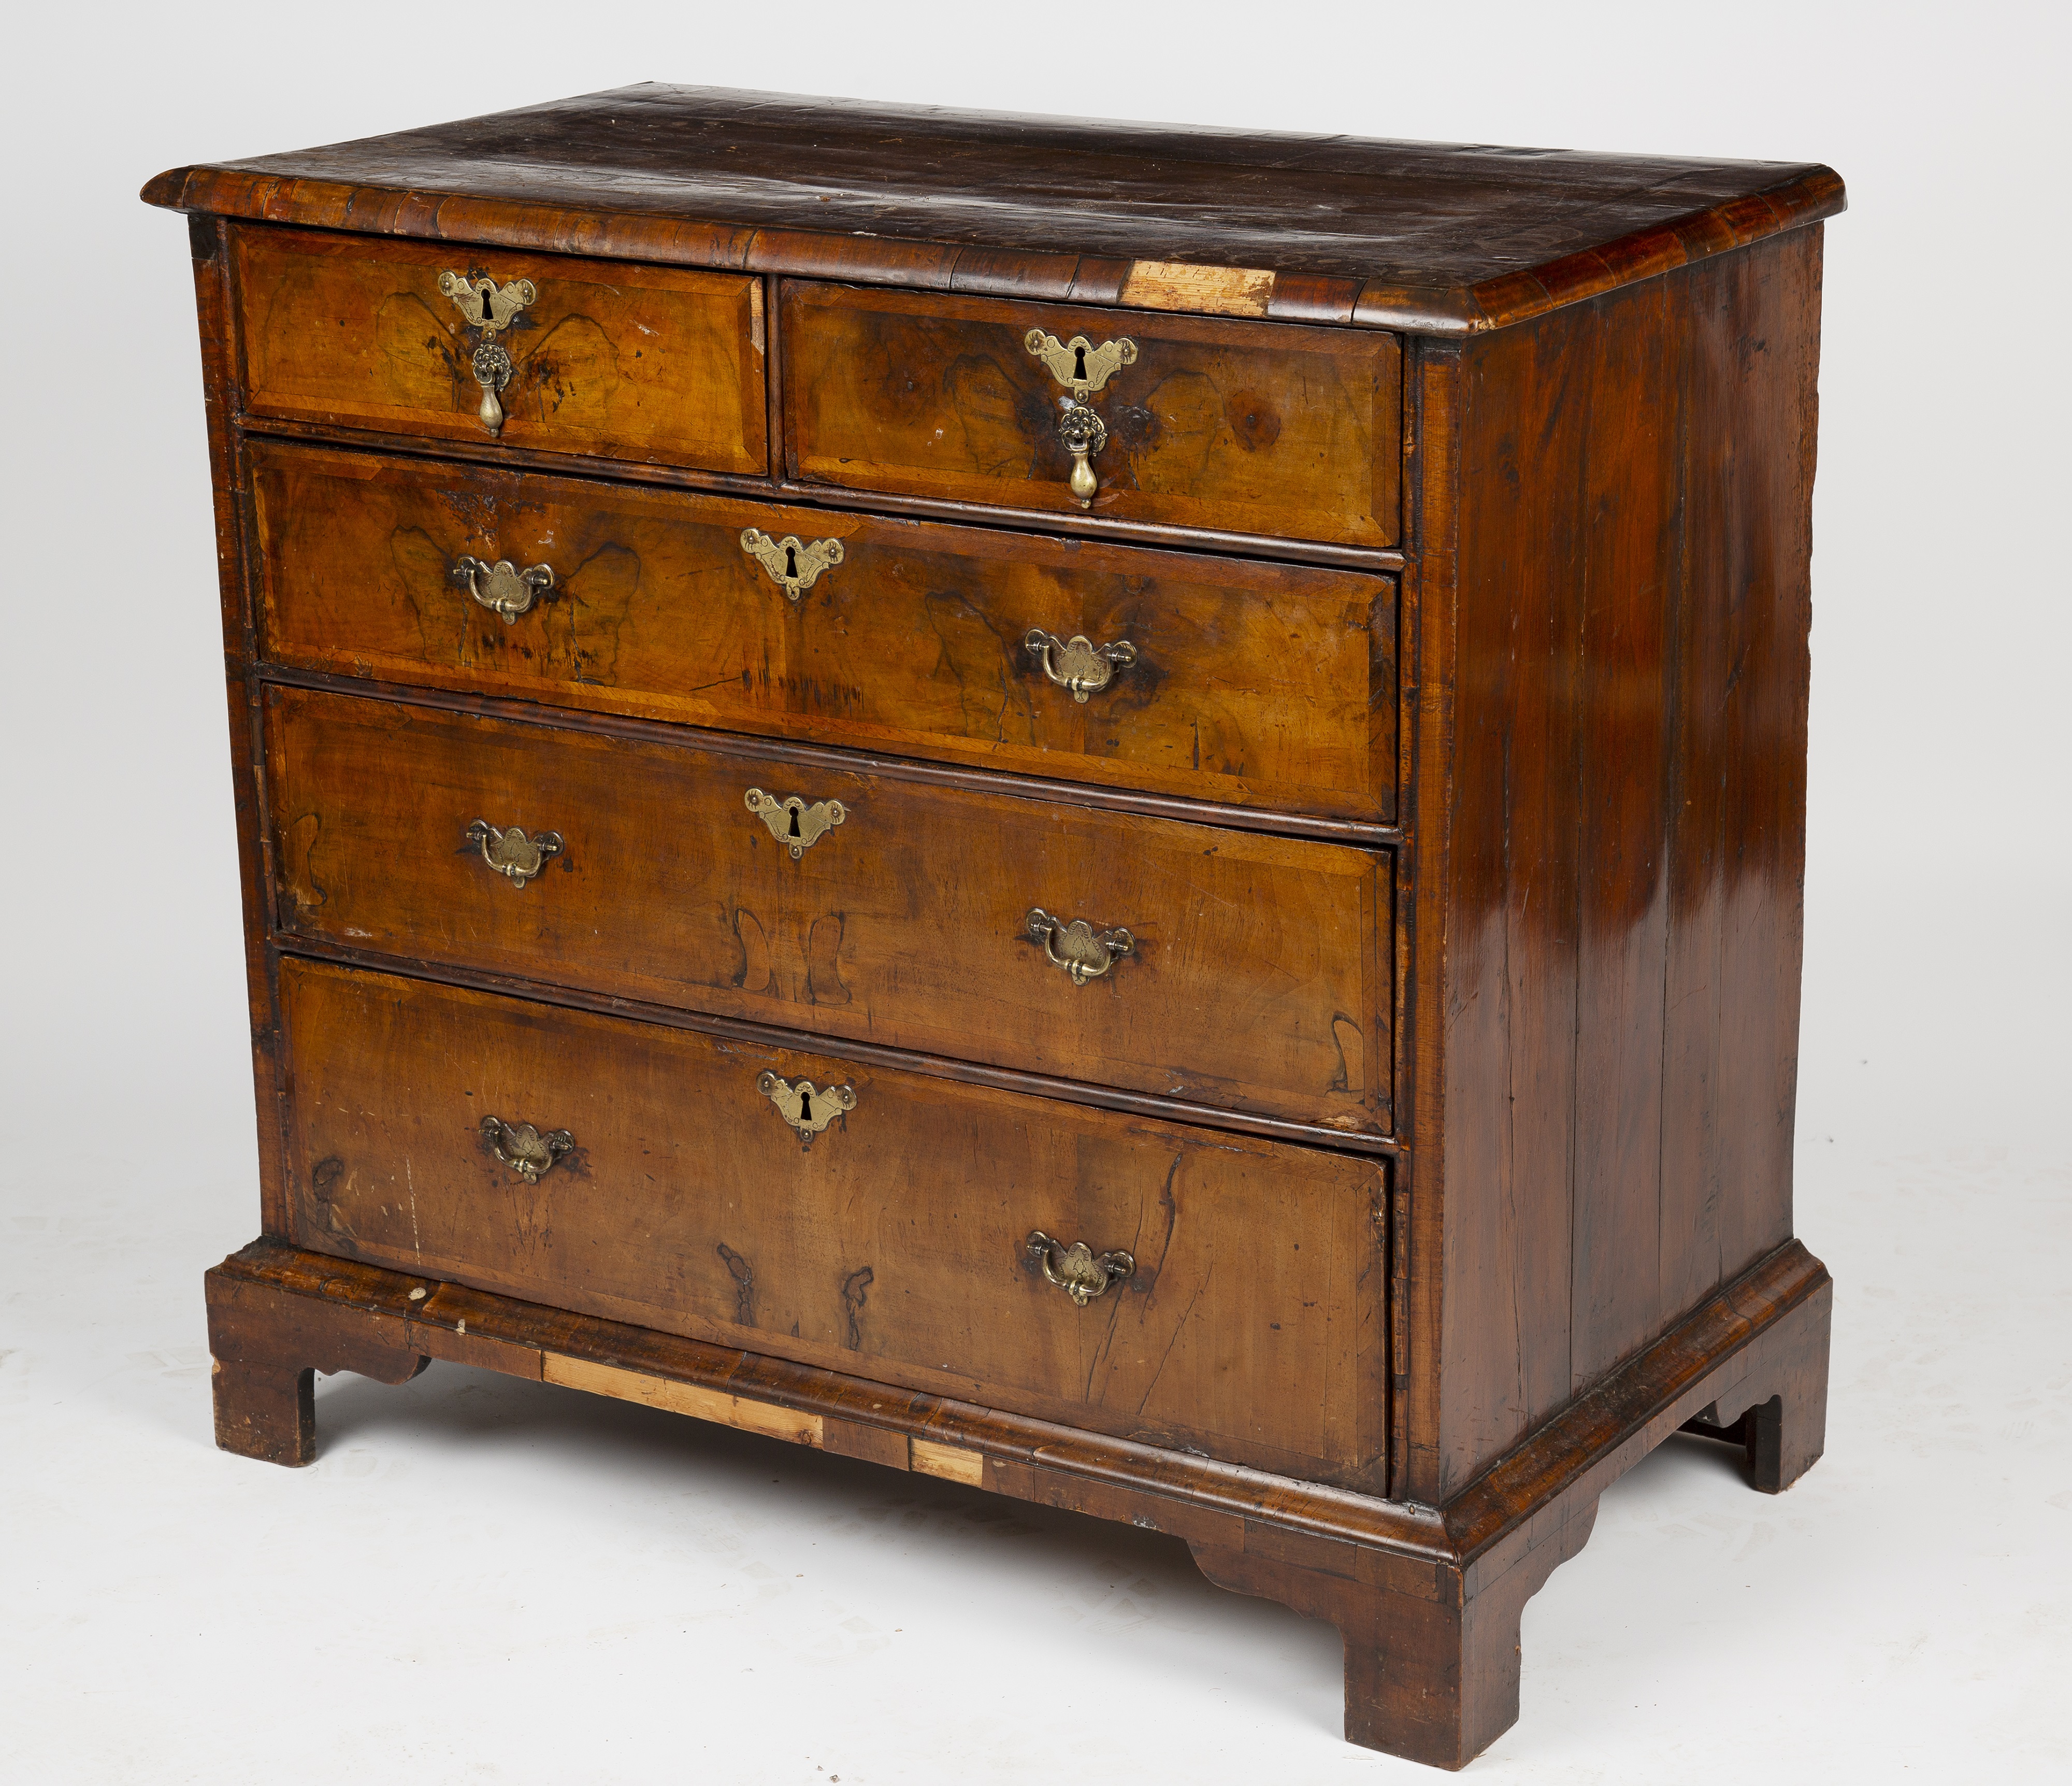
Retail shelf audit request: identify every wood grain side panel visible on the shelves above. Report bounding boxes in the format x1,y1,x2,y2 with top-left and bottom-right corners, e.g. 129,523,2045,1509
248,440,1395,822
262,686,1393,1134
232,225,766,475
1438,308,1587,1488
782,282,1400,548
186,216,291,1235
1429,232,1820,1493
277,958,1390,1487
1692,231,1820,1287
1568,283,1676,1389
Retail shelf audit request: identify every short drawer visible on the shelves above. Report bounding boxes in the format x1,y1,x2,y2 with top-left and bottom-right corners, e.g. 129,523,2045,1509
232,225,767,475
279,958,1389,1487
782,282,1400,549
251,441,1397,822
263,686,1392,1136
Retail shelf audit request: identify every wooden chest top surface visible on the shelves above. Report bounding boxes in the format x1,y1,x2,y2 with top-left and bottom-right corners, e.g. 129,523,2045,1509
143,83,1844,334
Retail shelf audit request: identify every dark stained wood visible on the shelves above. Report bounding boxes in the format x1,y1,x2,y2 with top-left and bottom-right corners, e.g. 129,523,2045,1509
1413,228,1825,1502
264,685,1393,1133
249,439,1398,821
232,224,768,474
144,85,1844,336
783,282,1401,547
276,958,1392,1487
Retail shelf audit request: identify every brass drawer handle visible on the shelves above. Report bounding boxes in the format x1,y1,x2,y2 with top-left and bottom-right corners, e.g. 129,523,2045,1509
1024,329,1137,507
481,1115,572,1183
745,788,846,859
1024,629,1136,702
741,528,845,602
466,819,562,889
757,1072,856,1147
438,270,537,436
456,555,555,622
1027,908,1133,984
1026,1231,1135,1306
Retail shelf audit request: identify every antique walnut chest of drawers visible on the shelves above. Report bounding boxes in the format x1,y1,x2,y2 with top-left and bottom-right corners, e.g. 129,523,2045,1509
145,87,1841,1769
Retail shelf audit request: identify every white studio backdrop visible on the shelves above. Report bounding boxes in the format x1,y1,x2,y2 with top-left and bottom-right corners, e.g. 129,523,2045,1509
1,5,2065,1782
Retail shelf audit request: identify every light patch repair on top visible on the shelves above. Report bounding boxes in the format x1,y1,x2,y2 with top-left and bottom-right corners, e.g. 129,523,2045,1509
1119,261,1275,318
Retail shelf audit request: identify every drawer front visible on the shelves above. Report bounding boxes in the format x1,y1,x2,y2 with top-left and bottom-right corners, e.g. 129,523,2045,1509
783,282,1400,549
280,958,1389,1487
264,687,1392,1135
233,225,767,475
251,441,1396,823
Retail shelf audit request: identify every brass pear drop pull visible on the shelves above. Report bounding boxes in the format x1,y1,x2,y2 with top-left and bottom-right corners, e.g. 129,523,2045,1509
745,788,846,859
740,529,845,602
466,819,562,889
1026,1231,1135,1306
757,1072,857,1147
481,1115,573,1183
1024,629,1136,703
438,270,537,436
456,555,555,622
1026,908,1134,984
1024,329,1137,508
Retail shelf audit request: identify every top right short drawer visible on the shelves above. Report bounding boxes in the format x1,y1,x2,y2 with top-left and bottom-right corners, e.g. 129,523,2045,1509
781,283,1400,550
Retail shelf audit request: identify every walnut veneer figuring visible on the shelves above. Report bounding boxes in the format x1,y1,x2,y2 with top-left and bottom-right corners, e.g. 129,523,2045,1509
147,85,1839,1769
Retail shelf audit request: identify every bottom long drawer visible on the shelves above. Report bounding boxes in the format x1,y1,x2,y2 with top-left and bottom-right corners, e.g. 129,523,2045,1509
279,958,1389,1489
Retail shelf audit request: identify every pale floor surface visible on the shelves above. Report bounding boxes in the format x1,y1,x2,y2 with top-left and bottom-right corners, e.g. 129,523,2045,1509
3,1100,2066,1783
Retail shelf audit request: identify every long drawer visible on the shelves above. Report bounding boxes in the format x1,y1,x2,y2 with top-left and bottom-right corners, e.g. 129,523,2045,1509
263,686,1393,1134
249,440,1398,822
280,959,1389,1487
232,225,767,475
782,282,1401,548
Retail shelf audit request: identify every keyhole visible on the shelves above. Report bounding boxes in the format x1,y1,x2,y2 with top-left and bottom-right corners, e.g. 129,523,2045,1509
798,1089,813,1122
1073,345,1087,381
784,545,798,579
480,287,495,322
787,807,802,839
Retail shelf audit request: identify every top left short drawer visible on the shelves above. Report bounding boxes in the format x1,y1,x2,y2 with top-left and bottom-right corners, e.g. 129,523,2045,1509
231,226,769,476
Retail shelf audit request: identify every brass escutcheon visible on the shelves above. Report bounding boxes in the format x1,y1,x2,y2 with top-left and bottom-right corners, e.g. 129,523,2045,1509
481,1115,573,1183
466,819,563,889
745,788,846,860
1026,908,1134,985
756,1071,857,1147
1024,629,1137,703
1024,329,1137,507
1026,1231,1135,1306
456,555,555,622
740,528,845,602
438,271,537,436
1024,331,1138,396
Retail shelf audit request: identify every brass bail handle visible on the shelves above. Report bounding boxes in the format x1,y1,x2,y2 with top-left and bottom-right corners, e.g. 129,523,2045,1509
1024,330,1138,507
1024,630,1136,703
1026,908,1134,985
455,556,555,622
481,1115,573,1183
439,270,538,436
466,819,563,889
1026,1232,1136,1306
